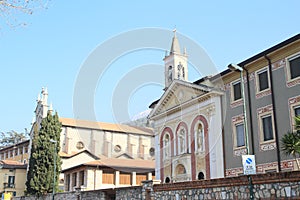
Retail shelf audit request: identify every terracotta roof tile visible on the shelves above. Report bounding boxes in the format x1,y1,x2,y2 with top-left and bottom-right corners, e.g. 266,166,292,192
59,118,153,136
84,158,155,170
0,160,27,169
1,160,24,165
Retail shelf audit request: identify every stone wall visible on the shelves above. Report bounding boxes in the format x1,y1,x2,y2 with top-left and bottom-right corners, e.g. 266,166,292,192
14,171,300,200
115,186,142,200
151,171,300,199
13,190,107,200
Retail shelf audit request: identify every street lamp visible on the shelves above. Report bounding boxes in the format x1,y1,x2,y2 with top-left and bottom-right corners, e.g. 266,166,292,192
228,63,249,154
228,63,254,200
50,139,57,200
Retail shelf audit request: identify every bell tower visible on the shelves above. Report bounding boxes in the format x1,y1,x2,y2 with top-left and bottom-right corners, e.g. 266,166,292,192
164,29,188,89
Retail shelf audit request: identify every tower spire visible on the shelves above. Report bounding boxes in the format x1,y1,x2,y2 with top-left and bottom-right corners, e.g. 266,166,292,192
164,29,188,89
170,29,181,54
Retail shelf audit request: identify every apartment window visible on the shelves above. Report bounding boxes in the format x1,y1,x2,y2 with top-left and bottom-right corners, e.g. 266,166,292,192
66,174,70,191
236,124,245,147
289,56,300,80
232,114,247,156
72,173,77,187
257,69,269,91
79,171,85,186
295,106,300,117
8,176,15,188
232,81,242,101
262,115,274,141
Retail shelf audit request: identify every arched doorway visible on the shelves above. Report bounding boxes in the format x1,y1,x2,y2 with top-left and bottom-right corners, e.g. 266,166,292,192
198,172,205,180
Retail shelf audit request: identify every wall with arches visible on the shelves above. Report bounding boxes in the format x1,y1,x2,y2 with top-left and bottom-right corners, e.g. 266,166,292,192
154,95,224,183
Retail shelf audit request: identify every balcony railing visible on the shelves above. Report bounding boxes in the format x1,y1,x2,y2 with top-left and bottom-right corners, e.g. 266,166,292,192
3,183,15,188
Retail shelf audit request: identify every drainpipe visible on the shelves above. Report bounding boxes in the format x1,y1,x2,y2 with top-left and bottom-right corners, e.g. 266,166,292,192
264,55,281,172
94,168,96,190
242,66,255,155
220,93,226,177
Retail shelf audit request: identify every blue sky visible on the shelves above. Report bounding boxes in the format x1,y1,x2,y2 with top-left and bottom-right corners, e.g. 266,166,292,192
0,1,299,133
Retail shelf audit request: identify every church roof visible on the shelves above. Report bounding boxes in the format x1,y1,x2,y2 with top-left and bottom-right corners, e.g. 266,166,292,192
0,160,27,169
59,149,100,160
61,157,155,172
59,118,154,136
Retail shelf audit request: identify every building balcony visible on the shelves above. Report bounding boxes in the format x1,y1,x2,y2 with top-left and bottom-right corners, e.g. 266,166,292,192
3,183,15,189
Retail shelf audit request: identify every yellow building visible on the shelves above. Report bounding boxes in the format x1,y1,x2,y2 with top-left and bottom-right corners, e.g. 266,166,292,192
0,140,29,164
0,160,27,197
61,157,155,191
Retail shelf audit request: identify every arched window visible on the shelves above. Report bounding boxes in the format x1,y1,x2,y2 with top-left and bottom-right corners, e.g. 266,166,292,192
168,66,172,81
195,123,204,152
198,172,205,180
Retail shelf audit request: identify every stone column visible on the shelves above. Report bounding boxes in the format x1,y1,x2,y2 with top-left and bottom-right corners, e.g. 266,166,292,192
115,171,120,187
132,172,136,186
147,172,152,180
70,173,73,191
97,170,103,189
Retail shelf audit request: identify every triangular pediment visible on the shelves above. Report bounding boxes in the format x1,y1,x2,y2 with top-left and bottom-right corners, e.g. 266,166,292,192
149,80,215,119
115,153,134,159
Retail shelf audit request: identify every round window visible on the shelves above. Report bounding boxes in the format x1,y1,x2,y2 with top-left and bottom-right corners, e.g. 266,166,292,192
149,147,155,156
114,145,122,152
76,141,84,150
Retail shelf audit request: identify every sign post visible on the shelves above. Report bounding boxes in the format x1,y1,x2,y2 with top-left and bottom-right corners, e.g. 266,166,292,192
242,155,256,200
242,155,256,175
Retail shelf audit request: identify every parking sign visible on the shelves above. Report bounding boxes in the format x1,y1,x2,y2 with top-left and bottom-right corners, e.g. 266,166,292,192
242,155,256,175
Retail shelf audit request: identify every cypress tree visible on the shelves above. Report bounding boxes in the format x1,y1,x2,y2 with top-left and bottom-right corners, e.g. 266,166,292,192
25,111,62,197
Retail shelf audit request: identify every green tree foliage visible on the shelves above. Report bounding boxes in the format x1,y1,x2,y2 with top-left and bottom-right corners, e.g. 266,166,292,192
281,116,300,169
25,111,62,196
0,130,28,148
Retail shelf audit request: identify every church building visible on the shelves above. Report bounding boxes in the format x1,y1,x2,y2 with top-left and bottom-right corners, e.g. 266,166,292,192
148,31,225,183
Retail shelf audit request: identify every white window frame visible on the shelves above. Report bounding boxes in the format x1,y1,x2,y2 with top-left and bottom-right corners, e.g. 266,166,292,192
288,96,300,132
255,67,271,95
235,123,246,148
259,113,275,144
231,79,242,102
232,114,247,156
286,53,300,82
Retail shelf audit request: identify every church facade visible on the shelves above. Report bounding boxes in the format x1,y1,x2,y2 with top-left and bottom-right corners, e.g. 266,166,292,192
149,32,300,183
148,32,225,183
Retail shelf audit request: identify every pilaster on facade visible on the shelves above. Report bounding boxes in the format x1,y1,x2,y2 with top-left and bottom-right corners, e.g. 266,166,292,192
115,171,120,187
132,172,136,186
